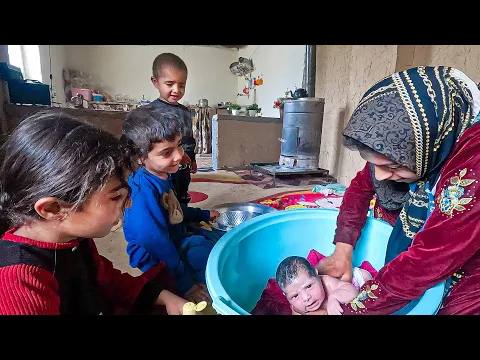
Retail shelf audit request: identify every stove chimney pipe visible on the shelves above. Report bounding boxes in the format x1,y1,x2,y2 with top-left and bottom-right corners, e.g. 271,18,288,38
305,45,316,98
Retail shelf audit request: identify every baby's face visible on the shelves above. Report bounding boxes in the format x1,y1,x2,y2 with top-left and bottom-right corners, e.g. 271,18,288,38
283,270,325,314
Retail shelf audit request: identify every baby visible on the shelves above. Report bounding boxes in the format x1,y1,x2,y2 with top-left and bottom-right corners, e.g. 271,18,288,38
275,255,372,315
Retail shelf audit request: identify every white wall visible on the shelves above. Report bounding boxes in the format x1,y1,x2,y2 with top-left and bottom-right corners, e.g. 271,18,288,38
236,45,305,118
39,45,67,105
63,45,238,107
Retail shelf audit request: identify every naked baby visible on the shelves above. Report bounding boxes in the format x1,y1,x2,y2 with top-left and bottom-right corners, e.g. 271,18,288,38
275,255,372,315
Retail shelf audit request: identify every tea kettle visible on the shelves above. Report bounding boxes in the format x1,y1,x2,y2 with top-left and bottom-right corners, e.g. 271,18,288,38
289,87,308,99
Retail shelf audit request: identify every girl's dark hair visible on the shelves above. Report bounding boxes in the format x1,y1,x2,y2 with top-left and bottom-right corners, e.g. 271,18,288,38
0,111,131,236
120,104,184,161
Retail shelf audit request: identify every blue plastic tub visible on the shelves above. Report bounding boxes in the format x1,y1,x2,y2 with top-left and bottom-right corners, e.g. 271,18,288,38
206,209,445,315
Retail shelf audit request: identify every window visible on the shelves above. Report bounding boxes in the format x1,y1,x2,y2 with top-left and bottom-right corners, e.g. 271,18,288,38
7,45,42,82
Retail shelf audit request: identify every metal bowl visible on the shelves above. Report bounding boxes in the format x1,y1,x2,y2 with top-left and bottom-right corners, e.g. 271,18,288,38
210,202,278,232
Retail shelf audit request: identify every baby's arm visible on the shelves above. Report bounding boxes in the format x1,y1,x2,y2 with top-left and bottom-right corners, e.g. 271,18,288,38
325,276,359,315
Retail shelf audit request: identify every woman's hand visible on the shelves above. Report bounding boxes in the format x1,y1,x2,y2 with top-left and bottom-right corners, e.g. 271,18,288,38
156,290,189,315
316,243,354,282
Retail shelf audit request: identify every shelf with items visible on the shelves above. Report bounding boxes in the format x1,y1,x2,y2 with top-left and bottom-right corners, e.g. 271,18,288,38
87,100,140,112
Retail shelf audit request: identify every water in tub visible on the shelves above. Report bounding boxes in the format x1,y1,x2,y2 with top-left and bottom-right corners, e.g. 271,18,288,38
231,234,274,312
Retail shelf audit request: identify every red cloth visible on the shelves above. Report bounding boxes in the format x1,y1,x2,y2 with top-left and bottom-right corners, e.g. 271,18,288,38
251,249,378,315
341,125,480,315
0,229,172,315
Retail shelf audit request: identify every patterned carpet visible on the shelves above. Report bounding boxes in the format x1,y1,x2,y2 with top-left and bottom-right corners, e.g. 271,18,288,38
188,191,209,203
251,190,344,210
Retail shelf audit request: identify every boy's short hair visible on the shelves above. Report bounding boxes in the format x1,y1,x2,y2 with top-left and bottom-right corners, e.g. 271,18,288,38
121,104,185,159
152,53,188,79
276,256,317,291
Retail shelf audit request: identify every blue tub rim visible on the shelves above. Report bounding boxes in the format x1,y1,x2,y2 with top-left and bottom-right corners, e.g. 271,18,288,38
206,208,446,315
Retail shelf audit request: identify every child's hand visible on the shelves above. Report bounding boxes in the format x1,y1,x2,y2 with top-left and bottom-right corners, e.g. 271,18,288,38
326,296,344,315
185,283,211,304
156,290,189,315
181,153,192,166
209,210,220,222
190,161,198,174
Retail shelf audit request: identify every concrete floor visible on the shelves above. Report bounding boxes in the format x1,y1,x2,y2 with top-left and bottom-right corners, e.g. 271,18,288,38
94,154,313,276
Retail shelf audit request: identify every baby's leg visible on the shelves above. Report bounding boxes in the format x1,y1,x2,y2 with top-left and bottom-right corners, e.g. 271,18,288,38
359,268,373,282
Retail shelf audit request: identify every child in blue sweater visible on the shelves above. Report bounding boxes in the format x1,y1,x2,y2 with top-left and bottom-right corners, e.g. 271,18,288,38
121,104,220,304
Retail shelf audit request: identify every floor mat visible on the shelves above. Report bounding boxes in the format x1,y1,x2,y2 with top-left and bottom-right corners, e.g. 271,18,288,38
251,190,343,210
188,191,209,203
234,169,337,189
191,171,248,184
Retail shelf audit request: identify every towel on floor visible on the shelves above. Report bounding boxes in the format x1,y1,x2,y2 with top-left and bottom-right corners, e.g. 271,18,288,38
251,249,378,315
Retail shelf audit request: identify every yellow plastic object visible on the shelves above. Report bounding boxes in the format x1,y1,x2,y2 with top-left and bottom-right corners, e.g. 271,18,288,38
194,301,207,312
182,301,218,315
182,302,197,315
200,221,213,231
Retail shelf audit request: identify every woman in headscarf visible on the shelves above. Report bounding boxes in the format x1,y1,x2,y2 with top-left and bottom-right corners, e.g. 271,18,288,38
319,66,480,315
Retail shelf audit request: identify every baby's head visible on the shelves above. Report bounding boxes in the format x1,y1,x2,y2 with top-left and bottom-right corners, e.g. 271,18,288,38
276,256,325,314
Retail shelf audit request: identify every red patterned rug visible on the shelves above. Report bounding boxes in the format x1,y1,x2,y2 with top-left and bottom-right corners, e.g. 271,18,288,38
188,191,209,204
251,190,343,210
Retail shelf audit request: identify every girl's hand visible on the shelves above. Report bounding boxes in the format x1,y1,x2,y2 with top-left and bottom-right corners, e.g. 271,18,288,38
156,290,189,315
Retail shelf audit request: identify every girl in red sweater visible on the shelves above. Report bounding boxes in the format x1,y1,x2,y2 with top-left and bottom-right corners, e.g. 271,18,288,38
0,111,188,315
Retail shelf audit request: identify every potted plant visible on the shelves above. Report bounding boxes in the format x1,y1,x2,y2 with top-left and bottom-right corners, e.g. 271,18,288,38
228,103,242,115
273,97,287,119
247,103,259,116
273,89,294,119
